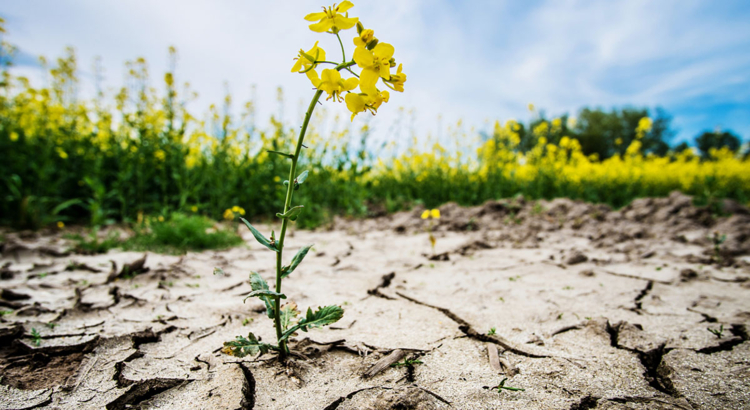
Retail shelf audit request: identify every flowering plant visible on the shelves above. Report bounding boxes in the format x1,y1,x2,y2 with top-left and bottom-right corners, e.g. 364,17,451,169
223,1,406,359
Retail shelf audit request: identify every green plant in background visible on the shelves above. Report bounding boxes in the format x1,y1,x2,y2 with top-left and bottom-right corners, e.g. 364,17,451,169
125,213,242,254
65,230,121,254
494,378,525,393
487,327,496,336
391,358,423,368
222,1,406,360
707,324,724,339
709,231,726,264
30,328,41,346
421,208,440,254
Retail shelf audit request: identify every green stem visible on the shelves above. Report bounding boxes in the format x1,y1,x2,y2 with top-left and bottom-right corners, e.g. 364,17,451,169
335,32,346,62
274,88,324,358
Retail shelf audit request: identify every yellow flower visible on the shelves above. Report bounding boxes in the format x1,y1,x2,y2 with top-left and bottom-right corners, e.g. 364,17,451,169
345,89,389,120
56,147,68,159
9,131,19,141
154,149,166,161
353,42,395,93
57,221,65,229
231,205,246,216
383,63,406,92
421,210,430,219
190,206,198,212
353,27,376,48
305,1,358,33
528,103,535,111
158,215,165,222
309,68,358,102
291,41,326,86
430,209,440,219
223,209,234,220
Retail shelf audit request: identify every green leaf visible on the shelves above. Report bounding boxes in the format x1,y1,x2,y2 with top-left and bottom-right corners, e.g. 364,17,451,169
276,205,304,221
281,245,313,278
249,272,276,318
239,217,278,253
267,150,293,159
213,267,226,276
280,303,300,332
222,332,274,357
243,289,286,303
296,170,309,185
280,305,344,342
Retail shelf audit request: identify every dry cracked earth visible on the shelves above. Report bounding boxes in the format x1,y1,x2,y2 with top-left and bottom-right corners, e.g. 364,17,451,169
1,192,750,409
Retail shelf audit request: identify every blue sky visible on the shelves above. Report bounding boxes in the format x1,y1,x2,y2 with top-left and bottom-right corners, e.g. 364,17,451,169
2,0,749,145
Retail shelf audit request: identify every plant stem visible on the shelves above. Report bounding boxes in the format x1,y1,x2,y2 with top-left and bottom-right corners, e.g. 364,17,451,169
336,32,346,62
274,88,324,358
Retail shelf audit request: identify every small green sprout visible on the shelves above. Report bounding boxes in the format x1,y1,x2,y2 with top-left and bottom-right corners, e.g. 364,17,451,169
46,322,58,329
655,267,662,271
563,286,573,290
585,317,592,320
186,283,200,288
38,272,49,279
495,378,524,393
498,297,505,303
0,310,13,317
556,313,564,320
391,359,423,368
509,275,520,282
487,327,496,336
31,328,41,346
78,280,89,287
159,280,174,287
707,324,724,339
242,318,254,326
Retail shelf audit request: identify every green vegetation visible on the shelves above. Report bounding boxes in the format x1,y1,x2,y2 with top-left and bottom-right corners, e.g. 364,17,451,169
65,230,121,254
124,213,243,254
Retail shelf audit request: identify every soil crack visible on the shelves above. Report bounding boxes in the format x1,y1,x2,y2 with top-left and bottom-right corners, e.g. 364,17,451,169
396,291,549,358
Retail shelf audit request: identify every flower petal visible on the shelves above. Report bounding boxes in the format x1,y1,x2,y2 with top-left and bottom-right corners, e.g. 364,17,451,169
359,68,379,93
373,42,394,60
304,11,327,21
333,15,358,30
353,46,374,68
309,19,333,33
337,1,355,13
343,77,359,91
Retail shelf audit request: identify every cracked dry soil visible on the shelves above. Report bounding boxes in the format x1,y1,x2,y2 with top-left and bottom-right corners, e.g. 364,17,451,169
1,192,750,409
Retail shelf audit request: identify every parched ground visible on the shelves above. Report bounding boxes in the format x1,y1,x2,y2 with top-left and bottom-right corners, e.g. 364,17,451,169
1,192,750,410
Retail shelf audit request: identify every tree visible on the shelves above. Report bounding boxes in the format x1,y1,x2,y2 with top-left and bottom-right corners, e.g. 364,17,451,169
695,130,741,158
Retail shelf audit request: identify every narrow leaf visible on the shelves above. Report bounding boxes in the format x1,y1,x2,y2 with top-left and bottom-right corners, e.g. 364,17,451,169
239,217,278,253
222,332,274,357
276,205,304,221
213,267,226,276
281,245,313,278
280,305,344,342
249,272,275,318
242,289,287,303
296,170,309,185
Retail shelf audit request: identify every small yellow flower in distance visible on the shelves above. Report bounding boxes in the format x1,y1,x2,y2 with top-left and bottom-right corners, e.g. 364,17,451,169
615,138,623,145
232,205,240,213
274,176,281,182
9,131,19,141
354,42,395,93
57,221,65,229
191,206,198,212
528,103,535,111
56,147,68,159
137,211,144,224
421,210,430,219
155,149,166,161
430,209,440,219
223,209,234,220
158,215,165,222
305,1,358,33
